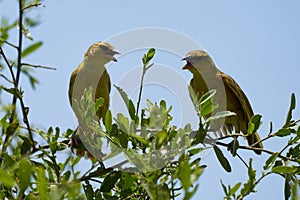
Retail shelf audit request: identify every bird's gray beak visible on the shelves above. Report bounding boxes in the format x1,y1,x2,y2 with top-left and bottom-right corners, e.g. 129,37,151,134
112,50,120,55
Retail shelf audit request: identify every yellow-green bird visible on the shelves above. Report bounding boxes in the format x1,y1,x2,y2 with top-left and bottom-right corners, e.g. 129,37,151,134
68,42,119,157
182,50,263,154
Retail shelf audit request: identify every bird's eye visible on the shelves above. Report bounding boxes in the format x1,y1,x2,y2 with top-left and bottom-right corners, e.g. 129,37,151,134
100,45,109,51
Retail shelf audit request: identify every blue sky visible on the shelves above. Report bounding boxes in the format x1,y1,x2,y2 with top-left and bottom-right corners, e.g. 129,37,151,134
1,0,300,199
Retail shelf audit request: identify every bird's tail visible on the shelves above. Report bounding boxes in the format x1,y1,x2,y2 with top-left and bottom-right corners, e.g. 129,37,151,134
246,132,263,155
69,127,95,160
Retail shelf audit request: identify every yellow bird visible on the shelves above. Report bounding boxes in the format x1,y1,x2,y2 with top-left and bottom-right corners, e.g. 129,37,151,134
68,42,119,157
182,50,263,154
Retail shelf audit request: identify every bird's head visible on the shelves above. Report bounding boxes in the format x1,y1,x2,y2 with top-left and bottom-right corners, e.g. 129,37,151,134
182,50,216,74
84,42,120,64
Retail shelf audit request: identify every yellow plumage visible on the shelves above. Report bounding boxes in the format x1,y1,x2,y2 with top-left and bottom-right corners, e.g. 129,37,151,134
68,42,119,157
182,50,263,154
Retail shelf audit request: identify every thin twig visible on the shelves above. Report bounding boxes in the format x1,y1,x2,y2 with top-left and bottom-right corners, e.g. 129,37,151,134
0,38,19,49
217,133,245,140
278,143,290,157
9,0,24,123
22,2,42,11
250,133,275,149
268,121,273,136
237,172,272,200
22,63,57,70
135,64,147,120
7,0,36,151
216,141,297,162
0,47,17,83
236,153,249,168
110,159,129,169
0,73,13,84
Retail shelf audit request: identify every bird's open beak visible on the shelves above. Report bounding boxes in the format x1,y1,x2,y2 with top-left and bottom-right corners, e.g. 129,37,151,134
181,57,190,70
113,50,120,55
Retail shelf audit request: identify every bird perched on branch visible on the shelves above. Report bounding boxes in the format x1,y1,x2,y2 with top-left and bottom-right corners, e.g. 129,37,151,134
182,50,263,154
68,41,119,158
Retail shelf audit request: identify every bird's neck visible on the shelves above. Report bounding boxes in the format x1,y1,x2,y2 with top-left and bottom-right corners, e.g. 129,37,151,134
83,56,108,67
189,58,218,75
79,59,107,76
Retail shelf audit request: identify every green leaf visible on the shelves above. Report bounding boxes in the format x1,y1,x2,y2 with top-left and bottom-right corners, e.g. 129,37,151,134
188,148,202,156
37,167,49,200
147,48,155,59
118,132,128,148
204,111,236,124
105,110,112,133
19,134,32,155
229,182,242,196
284,93,296,127
95,97,104,109
247,114,262,134
3,87,17,96
114,85,136,119
15,159,33,192
272,166,297,174
191,129,206,145
220,180,228,195
83,181,94,200
6,122,19,137
2,153,16,168
128,100,136,120
198,90,219,117
178,159,191,191
155,130,167,148
62,170,71,182
232,137,239,157
276,128,293,137
214,145,231,172
0,170,15,187
263,153,279,171
200,100,218,116
115,113,129,133
142,48,155,65
199,89,216,105
100,171,121,192
239,159,256,197
21,41,43,57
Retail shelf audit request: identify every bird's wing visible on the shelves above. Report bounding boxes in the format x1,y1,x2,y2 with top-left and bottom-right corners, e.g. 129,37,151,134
218,71,254,120
68,67,79,106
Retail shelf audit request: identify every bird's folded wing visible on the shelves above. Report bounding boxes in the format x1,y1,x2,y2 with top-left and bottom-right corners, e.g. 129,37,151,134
218,71,254,120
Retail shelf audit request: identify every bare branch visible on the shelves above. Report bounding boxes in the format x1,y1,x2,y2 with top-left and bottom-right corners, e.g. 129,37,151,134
0,73,13,84
216,141,297,162
22,62,57,70
22,2,42,11
0,38,19,49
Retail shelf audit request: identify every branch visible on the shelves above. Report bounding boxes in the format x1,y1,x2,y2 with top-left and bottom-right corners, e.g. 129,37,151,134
9,0,24,123
4,0,36,153
0,38,19,49
0,47,17,83
22,63,57,70
216,141,297,162
22,2,42,11
135,64,147,120
0,73,13,84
